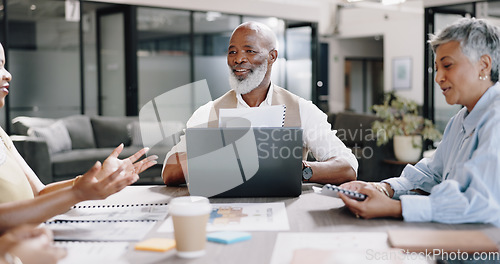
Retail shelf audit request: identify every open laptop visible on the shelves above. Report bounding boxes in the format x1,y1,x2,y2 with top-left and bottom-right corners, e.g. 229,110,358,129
185,127,303,198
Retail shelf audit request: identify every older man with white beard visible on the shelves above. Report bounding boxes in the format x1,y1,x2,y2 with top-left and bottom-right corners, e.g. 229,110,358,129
162,21,357,186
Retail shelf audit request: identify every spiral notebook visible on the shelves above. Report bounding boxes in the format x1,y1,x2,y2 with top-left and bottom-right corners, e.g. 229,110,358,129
48,203,168,222
45,203,168,241
219,104,286,127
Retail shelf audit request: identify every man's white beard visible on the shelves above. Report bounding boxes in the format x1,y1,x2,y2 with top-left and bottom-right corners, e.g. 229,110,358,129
228,63,268,95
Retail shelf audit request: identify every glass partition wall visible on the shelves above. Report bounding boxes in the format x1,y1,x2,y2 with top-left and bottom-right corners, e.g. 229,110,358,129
0,0,318,132
137,8,191,107
136,7,191,119
193,12,240,100
424,3,475,134
1,0,80,132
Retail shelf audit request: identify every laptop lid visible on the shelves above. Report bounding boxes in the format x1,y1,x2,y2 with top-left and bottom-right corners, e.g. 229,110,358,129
186,127,303,198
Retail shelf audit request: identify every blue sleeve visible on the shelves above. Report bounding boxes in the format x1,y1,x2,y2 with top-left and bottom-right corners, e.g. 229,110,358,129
383,157,443,199
399,110,500,225
382,115,454,198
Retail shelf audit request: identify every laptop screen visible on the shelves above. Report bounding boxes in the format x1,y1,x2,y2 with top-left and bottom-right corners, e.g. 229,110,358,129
186,127,303,198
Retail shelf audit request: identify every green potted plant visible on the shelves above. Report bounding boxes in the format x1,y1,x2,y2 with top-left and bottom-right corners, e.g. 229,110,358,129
371,92,442,162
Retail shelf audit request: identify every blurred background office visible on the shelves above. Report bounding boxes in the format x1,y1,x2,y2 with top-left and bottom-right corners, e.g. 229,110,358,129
1,0,499,134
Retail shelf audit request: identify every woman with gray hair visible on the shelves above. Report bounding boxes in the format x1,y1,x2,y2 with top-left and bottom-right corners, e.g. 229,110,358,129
339,17,500,226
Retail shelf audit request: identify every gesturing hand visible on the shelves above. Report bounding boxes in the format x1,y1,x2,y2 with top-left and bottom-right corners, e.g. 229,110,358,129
97,144,158,181
73,161,136,201
72,144,158,201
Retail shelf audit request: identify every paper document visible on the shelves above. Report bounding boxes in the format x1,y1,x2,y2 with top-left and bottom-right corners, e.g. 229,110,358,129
55,241,129,264
388,230,499,253
219,105,286,127
158,202,290,232
270,232,428,264
45,221,156,242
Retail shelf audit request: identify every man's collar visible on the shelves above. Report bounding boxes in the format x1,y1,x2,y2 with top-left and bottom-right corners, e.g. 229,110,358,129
235,83,274,107
265,83,274,105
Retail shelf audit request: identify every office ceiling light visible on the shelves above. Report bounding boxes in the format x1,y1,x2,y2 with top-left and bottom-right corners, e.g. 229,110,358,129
345,0,406,4
382,0,406,5
206,11,221,22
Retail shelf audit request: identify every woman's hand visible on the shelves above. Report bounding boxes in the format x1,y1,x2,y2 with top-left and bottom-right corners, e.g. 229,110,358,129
339,186,403,219
39,145,158,196
0,225,44,254
72,160,138,201
96,144,158,181
0,225,49,243
339,180,371,192
6,226,66,264
128,149,159,176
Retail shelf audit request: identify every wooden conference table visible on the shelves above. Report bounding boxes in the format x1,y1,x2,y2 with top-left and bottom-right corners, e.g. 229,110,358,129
67,184,500,264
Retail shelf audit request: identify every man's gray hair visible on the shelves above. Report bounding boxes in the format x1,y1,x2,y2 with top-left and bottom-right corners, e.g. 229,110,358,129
429,17,500,83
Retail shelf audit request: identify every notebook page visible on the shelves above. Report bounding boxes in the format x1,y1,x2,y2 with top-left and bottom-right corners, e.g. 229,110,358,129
219,105,286,128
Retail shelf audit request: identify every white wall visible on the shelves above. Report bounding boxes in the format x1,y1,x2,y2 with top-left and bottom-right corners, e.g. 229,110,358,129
328,5,424,112
88,0,321,23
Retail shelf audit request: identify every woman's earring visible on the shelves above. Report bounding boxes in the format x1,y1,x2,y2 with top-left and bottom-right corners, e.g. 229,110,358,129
479,75,488,81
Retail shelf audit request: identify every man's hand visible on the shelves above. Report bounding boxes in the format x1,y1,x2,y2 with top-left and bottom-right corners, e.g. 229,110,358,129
162,152,188,186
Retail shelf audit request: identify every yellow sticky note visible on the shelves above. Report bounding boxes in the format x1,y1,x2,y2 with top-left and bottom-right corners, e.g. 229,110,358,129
134,238,176,252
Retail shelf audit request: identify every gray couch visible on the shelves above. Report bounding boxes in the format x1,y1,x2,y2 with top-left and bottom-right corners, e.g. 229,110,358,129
328,111,395,182
11,115,180,184
11,112,396,184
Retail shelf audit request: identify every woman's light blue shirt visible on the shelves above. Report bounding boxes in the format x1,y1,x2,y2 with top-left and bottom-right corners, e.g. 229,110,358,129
384,82,500,226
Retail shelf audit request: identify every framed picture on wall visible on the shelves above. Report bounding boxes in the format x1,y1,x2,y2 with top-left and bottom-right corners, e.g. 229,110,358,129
392,57,412,90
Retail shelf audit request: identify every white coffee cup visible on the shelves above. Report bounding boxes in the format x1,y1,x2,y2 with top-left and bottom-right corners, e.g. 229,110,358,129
169,196,211,258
